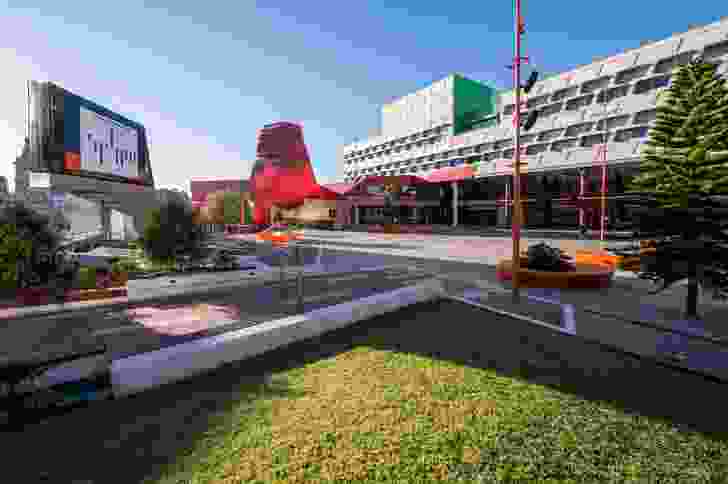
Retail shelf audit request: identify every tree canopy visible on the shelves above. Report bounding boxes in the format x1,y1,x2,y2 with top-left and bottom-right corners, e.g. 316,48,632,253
143,199,205,261
628,58,728,207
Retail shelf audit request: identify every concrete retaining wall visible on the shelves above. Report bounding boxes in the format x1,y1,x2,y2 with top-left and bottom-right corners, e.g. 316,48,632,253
110,278,444,397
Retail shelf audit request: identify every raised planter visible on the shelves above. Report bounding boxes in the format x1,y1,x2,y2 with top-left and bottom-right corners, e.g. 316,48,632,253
574,249,620,268
64,287,127,302
496,258,614,289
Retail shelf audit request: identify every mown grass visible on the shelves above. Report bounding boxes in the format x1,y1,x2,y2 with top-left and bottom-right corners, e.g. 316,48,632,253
147,346,728,484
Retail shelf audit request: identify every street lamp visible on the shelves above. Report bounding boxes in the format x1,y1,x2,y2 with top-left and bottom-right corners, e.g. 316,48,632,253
509,0,539,301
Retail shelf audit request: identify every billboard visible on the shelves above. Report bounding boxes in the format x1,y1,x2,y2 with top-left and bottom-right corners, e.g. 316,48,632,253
27,81,153,186
79,107,139,179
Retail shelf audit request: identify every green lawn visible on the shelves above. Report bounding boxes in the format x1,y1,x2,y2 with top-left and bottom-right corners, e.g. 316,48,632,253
4,301,728,483
145,346,728,484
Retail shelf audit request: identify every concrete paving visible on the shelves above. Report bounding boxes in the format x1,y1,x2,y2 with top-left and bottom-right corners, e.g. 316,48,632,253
0,267,432,365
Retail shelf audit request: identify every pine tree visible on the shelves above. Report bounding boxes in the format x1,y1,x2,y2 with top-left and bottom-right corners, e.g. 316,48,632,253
629,58,728,207
622,58,728,317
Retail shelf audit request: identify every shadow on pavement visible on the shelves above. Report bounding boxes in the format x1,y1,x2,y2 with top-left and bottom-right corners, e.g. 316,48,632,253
4,298,728,483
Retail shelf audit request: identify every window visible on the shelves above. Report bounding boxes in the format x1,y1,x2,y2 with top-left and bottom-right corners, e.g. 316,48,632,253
614,64,651,84
654,52,694,74
634,109,657,125
539,103,563,118
705,40,728,62
520,134,537,144
634,75,671,94
538,129,563,142
581,133,607,147
565,94,594,111
526,143,549,155
614,126,649,142
503,104,515,116
482,152,499,162
581,76,611,94
494,138,513,150
551,138,578,152
596,84,630,103
551,86,578,102
595,115,630,131
526,95,549,109
565,122,594,137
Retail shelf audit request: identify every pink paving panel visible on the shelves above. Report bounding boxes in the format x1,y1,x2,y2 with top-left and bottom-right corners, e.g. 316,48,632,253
125,304,241,336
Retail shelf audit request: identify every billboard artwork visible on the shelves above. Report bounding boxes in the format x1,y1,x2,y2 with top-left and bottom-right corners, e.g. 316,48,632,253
80,107,139,179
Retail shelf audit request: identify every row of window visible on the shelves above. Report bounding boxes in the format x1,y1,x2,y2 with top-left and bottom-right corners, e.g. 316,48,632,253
344,125,450,160
503,75,670,117
346,109,656,172
345,74,667,169
345,127,649,182
343,37,728,169
505,37,728,111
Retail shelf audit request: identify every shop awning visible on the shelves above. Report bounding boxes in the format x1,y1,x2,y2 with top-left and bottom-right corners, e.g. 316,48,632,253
305,182,356,200
425,165,475,183
353,175,428,189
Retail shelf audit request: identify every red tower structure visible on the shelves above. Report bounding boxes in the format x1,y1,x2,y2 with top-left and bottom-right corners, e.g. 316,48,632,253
249,122,319,225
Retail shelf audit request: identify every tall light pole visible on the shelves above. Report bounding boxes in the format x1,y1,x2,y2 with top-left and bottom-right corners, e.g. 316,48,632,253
511,0,525,301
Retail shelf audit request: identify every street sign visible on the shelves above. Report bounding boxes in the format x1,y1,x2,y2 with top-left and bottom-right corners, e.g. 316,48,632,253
28,172,50,189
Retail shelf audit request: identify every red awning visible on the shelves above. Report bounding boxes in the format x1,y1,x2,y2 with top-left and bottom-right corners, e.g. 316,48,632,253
425,165,475,183
353,175,427,189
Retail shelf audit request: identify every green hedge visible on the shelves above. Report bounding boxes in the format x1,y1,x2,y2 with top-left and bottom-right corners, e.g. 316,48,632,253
77,266,97,289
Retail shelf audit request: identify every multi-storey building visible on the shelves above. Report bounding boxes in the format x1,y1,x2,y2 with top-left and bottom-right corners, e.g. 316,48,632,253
340,17,728,229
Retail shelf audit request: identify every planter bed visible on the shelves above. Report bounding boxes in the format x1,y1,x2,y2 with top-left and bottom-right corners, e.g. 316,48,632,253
496,259,614,289
5,283,128,308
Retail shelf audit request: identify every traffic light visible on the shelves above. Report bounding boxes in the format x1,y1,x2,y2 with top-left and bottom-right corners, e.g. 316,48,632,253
522,71,539,94
521,110,539,131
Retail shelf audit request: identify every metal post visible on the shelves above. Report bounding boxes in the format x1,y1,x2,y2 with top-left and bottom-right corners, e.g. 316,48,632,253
296,270,304,313
279,243,286,299
600,90,609,244
578,168,585,228
511,0,524,301
452,181,459,227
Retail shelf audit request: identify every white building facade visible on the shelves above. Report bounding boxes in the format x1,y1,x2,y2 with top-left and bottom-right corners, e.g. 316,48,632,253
339,18,728,230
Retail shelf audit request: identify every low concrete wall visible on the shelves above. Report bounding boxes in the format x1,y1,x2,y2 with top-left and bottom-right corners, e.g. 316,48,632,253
110,278,444,397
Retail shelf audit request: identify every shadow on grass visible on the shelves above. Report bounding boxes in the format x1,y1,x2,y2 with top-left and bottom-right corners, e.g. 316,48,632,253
4,298,728,483
0,357,305,484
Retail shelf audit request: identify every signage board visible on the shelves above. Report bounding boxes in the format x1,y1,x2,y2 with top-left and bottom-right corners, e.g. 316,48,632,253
29,172,50,189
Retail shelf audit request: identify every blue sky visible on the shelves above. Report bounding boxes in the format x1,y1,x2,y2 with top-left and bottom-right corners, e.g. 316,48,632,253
0,1,724,193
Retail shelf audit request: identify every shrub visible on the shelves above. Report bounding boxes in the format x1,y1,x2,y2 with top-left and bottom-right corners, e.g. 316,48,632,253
526,243,573,271
112,259,140,273
143,200,204,261
77,266,97,289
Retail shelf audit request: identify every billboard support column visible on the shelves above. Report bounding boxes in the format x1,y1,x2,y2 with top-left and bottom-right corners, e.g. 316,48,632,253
451,181,459,227
99,201,112,240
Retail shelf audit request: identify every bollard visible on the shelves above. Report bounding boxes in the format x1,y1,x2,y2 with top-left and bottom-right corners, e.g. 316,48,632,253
296,271,304,313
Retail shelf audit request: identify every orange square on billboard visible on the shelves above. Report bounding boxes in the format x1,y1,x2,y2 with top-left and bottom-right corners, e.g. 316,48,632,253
64,152,81,171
